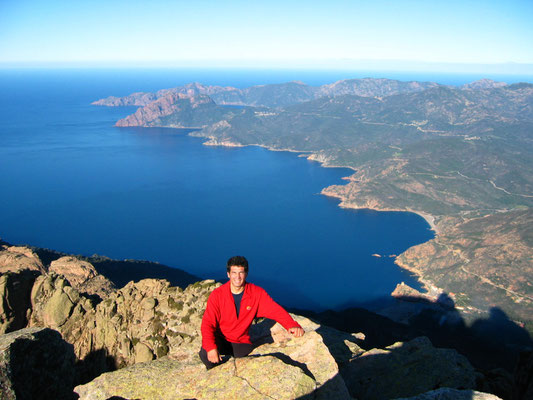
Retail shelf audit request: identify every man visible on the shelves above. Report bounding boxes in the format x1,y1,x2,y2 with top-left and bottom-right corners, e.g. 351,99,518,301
199,255,304,369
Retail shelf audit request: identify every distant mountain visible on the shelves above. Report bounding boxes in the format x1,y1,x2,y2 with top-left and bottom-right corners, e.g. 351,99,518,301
95,78,533,327
94,77,444,109
92,82,236,107
460,78,508,90
317,77,440,97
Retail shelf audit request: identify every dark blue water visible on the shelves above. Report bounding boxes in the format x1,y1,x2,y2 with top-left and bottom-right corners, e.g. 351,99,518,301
4,68,526,310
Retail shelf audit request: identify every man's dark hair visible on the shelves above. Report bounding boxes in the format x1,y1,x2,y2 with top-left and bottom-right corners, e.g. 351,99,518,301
227,256,249,273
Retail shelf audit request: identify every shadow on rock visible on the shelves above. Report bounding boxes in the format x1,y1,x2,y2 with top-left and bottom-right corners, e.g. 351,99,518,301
75,348,118,386
249,352,316,381
0,327,77,400
301,291,533,400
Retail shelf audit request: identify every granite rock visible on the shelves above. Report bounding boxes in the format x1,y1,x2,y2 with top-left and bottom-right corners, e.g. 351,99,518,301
0,327,76,400
49,256,115,298
342,336,477,400
75,314,352,400
0,271,38,333
0,245,45,274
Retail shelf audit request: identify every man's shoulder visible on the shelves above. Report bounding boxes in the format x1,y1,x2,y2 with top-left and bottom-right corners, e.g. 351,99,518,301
245,282,268,296
209,281,230,297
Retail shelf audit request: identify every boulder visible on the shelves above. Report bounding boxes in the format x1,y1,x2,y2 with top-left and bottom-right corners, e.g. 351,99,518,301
0,327,76,400
49,256,115,298
250,315,354,399
0,245,45,274
75,314,352,400
0,270,39,333
29,273,80,329
394,387,503,399
75,355,316,400
342,336,477,400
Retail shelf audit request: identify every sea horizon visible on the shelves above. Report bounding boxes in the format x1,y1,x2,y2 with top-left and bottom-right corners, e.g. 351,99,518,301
1,66,532,93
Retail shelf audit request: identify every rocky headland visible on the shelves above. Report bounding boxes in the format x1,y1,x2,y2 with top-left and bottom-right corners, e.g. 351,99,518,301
94,77,533,333
2,241,531,399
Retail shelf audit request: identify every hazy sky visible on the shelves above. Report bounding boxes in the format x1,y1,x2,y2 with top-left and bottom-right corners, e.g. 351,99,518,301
1,0,532,70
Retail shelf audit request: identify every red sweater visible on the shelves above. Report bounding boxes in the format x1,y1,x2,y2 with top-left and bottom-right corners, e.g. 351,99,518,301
201,281,301,352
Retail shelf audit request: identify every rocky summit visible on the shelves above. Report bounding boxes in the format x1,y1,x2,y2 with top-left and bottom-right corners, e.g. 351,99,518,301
74,316,352,400
0,242,518,399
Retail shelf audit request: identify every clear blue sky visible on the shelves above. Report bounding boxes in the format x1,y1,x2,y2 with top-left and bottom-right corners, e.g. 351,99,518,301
1,0,532,71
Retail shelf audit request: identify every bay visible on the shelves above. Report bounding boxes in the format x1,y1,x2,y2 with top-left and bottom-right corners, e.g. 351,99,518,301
5,67,510,310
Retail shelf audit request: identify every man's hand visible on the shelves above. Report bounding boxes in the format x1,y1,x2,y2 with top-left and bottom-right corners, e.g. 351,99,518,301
207,348,222,364
288,327,304,337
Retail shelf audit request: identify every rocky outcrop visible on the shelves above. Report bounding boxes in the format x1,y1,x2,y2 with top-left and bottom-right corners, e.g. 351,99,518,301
0,271,38,333
26,274,218,369
73,310,488,400
0,242,517,399
0,245,45,274
342,336,477,400
0,327,76,400
49,256,114,298
0,243,214,371
115,92,215,127
75,315,354,400
75,355,316,400
0,246,47,333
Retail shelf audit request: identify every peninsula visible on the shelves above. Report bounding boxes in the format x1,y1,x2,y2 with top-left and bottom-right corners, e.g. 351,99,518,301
94,77,533,329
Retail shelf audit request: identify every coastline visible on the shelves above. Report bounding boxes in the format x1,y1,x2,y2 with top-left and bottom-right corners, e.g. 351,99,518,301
319,186,438,234
194,130,438,233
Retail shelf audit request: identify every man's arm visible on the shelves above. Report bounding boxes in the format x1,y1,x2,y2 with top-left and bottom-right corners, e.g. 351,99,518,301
256,289,304,336
201,292,221,353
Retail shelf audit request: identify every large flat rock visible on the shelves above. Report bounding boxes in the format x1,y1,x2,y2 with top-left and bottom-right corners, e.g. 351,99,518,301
74,356,316,400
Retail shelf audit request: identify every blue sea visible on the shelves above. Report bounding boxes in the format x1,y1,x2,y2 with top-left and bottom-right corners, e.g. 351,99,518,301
1,68,530,310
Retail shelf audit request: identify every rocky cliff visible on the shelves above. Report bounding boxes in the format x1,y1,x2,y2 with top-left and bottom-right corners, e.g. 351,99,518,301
0,241,525,399
115,92,218,127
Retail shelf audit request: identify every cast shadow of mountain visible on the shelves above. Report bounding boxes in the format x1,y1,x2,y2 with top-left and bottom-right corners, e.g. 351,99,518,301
299,293,533,400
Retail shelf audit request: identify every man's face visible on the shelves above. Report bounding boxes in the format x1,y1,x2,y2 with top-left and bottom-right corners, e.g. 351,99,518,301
227,265,247,289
